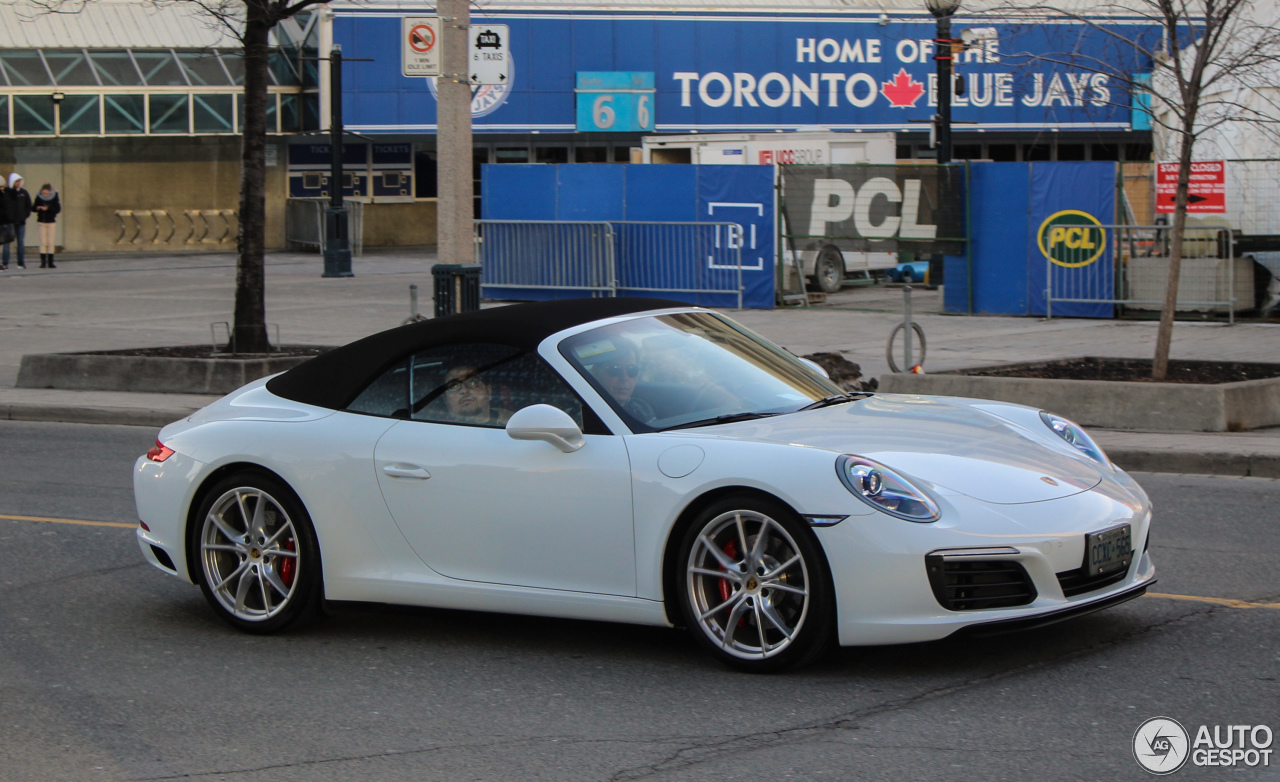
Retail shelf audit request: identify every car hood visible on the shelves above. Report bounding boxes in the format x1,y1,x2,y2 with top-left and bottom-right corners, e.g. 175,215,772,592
700,394,1103,504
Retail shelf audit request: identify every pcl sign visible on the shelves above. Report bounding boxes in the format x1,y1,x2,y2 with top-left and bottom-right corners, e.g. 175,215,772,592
807,177,938,240
402,17,439,77
1038,210,1106,268
1157,161,1226,213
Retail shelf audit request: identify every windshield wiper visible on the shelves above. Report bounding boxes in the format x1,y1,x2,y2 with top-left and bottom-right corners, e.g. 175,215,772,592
664,411,780,431
796,392,875,411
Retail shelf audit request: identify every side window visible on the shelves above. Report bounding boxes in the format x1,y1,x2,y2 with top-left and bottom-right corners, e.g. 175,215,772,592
346,358,410,417
406,344,585,429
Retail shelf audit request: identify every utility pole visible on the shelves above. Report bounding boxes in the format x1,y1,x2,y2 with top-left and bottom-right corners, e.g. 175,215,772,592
323,45,354,278
436,0,474,266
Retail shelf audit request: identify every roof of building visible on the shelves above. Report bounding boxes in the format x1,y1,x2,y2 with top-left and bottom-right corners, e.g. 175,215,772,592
0,0,312,49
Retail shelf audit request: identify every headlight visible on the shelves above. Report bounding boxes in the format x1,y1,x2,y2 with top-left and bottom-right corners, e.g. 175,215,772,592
836,455,940,522
1039,411,1112,469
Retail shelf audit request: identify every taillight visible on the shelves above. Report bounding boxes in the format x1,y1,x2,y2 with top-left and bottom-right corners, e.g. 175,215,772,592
146,441,175,462
139,520,151,532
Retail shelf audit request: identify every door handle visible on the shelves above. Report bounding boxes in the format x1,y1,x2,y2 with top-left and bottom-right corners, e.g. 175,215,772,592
382,464,431,480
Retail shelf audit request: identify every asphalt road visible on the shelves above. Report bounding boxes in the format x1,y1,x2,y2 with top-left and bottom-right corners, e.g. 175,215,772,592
0,420,1276,782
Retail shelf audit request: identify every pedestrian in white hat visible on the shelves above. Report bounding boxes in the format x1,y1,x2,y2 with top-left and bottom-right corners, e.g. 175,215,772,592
2,173,32,270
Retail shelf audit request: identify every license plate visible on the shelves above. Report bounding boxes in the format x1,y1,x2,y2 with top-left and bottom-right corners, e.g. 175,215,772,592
1086,524,1133,577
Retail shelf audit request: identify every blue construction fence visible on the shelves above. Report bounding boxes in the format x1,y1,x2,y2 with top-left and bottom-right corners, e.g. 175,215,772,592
944,161,1117,318
481,164,777,309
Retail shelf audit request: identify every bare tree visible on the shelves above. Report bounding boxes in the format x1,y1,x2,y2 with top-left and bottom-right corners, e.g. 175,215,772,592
33,0,333,353
982,0,1280,378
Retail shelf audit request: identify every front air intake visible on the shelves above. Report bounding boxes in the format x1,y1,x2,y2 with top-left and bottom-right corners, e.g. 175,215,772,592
926,555,1038,611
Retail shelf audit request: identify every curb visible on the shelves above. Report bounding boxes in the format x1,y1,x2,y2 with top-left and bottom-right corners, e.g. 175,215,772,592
1107,449,1280,480
0,403,195,428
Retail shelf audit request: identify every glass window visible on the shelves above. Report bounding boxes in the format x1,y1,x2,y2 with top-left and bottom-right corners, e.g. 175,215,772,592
348,344,585,429
347,358,411,417
1057,144,1086,161
103,94,146,134
494,146,529,163
220,52,246,86
192,94,234,133
269,51,300,86
574,146,608,163
1,51,53,86
560,312,843,432
44,50,98,86
133,50,188,86
302,93,320,132
176,50,232,86
13,95,56,135
0,96,7,134
59,94,100,134
613,146,634,163
986,144,1017,162
87,50,143,86
279,93,299,133
534,146,568,164
236,93,278,133
149,94,189,133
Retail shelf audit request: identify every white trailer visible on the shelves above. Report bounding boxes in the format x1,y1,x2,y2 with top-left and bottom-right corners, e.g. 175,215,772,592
641,131,899,292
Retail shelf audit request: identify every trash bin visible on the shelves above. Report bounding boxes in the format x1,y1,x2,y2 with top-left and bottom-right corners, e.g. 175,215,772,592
432,264,482,318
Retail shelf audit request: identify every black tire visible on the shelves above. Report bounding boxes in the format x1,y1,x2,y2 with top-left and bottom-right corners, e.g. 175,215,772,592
813,249,845,294
190,471,324,634
676,495,835,672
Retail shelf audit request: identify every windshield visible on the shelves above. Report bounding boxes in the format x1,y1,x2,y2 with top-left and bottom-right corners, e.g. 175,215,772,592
559,311,848,432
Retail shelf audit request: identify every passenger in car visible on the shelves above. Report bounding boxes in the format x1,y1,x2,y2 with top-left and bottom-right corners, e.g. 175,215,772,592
589,339,656,424
443,365,514,426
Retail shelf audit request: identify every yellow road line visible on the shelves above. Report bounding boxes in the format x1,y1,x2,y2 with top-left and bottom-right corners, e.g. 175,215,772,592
1147,592,1280,610
0,513,135,529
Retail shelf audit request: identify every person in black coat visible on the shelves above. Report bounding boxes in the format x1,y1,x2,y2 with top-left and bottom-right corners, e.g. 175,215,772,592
34,183,61,269
2,173,32,270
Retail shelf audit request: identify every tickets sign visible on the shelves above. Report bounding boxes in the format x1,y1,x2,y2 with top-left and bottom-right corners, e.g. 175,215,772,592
1156,161,1226,213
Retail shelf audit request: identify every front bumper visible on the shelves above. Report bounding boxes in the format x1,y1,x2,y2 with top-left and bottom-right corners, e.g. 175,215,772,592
815,483,1156,646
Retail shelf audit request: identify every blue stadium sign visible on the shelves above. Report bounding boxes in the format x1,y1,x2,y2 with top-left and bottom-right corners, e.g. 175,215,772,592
575,72,656,132
332,9,1159,133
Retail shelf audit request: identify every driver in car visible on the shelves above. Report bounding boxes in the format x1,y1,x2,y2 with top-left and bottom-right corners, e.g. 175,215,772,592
589,339,656,424
443,365,513,426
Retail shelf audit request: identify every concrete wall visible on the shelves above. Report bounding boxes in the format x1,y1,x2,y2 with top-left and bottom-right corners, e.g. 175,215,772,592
0,137,287,254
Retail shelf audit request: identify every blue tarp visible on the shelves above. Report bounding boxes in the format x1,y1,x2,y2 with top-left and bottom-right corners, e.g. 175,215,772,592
947,161,1116,317
482,164,776,309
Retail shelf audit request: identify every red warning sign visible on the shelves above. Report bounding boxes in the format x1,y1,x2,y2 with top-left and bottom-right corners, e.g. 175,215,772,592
408,25,435,54
1156,161,1226,213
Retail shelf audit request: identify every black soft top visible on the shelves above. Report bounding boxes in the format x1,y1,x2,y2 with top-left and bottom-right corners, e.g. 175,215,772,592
266,297,690,410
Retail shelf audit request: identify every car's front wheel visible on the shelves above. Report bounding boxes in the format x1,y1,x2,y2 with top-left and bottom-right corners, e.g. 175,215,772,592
191,472,323,634
813,248,845,294
677,496,835,672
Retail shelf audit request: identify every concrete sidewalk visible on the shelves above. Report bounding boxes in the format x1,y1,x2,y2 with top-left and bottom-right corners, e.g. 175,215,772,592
1,249,1278,477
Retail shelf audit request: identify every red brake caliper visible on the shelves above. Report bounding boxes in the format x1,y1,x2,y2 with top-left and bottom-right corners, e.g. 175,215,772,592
279,538,296,587
717,540,748,627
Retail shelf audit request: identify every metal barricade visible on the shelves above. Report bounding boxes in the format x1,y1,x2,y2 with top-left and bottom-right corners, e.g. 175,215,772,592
1046,223,1241,324
475,220,617,296
285,199,364,257
613,222,744,309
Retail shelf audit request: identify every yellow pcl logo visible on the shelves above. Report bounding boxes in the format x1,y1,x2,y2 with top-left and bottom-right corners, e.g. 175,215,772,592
1038,210,1106,268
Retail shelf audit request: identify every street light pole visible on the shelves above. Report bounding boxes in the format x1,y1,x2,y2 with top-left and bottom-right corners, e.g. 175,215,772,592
323,44,353,278
925,0,961,165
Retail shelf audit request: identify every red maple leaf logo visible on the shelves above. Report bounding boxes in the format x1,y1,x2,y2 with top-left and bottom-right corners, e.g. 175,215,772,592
881,68,925,108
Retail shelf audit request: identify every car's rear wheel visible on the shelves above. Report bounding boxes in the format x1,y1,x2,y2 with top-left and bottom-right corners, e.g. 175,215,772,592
192,472,322,634
677,496,835,672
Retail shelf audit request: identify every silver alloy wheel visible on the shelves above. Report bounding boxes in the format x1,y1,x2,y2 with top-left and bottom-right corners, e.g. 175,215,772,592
200,487,300,622
686,509,810,660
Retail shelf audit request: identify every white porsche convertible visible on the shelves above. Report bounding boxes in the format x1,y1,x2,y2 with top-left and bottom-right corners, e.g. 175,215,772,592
134,298,1155,671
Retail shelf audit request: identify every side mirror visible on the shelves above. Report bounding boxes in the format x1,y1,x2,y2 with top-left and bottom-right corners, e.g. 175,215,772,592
505,404,585,453
800,357,831,379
